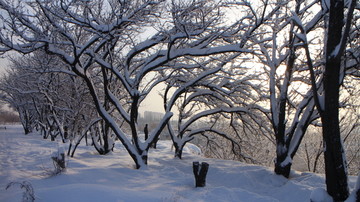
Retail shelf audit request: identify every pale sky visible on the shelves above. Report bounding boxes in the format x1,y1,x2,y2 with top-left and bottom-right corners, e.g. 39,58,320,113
0,58,9,76
139,84,166,114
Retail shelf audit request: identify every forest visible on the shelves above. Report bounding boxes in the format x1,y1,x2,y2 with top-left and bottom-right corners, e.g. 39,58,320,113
0,0,359,201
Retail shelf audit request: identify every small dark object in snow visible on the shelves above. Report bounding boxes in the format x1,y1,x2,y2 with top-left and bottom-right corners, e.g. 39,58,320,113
52,153,66,169
193,161,209,187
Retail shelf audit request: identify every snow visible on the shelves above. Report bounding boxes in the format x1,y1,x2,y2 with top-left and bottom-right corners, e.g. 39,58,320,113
318,93,325,111
180,107,248,132
321,0,330,10
182,143,201,156
291,12,305,32
330,43,341,58
0,125,358,202
280,155,292,167
346,174,360,201
310,188,333,202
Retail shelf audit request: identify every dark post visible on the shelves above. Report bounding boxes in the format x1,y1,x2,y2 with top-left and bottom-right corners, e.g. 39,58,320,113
64,126,68,139
58,153,66,169
144,124,149,141
193,161,209,187
50,125,55,141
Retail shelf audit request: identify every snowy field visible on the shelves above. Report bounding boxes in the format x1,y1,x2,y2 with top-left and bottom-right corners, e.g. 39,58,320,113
0,125,358,202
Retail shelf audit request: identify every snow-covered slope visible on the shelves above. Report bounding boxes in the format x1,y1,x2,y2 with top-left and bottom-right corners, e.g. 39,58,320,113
0,125,357,201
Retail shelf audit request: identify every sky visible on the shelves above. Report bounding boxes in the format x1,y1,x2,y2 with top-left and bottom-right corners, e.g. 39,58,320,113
0,57,9,76
139,88,165,114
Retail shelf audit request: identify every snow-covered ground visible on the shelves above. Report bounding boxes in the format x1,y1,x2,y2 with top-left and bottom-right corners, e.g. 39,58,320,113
0,125,358,202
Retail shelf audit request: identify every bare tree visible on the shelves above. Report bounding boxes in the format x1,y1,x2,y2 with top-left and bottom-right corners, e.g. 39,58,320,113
294,0,358,200
315,1,354,198
0,50,107,158
0,0,261,168
162,56,263,159
250,0,328,178
0,107,19,123
0,62,38,134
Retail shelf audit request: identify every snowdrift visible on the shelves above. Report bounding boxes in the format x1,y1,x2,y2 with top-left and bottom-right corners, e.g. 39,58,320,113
0,125,357,202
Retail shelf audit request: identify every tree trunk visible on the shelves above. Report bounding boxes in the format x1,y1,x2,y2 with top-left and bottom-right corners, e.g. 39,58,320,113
193,162,209,187
274,114,291,178
151,138,159,149
274,147,291,178
22,117,32,135
24,127,32,135
70,141,80,157
273,56,292,178
71,136,84,157
321,0,349,200
174,142,184,159
101,123,113,155
67,143,72,156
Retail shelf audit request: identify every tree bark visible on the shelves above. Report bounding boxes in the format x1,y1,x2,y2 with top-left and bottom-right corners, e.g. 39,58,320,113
67,143,72,156
321,0,349,200
274,145,291,178
174,142,184,159
193,162,209,187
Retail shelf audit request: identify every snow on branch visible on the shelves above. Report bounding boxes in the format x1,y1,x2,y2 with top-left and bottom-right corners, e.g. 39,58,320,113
180,107,249,133
166,66,222,111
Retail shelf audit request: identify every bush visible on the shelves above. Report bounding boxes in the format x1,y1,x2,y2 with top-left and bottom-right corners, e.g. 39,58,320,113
51,152,66,175
6,181,35,202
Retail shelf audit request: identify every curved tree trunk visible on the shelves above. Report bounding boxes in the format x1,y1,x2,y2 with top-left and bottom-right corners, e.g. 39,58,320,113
174,143,184,159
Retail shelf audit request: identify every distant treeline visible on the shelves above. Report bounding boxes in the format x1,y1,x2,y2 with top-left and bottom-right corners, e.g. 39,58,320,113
0,110,19,123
